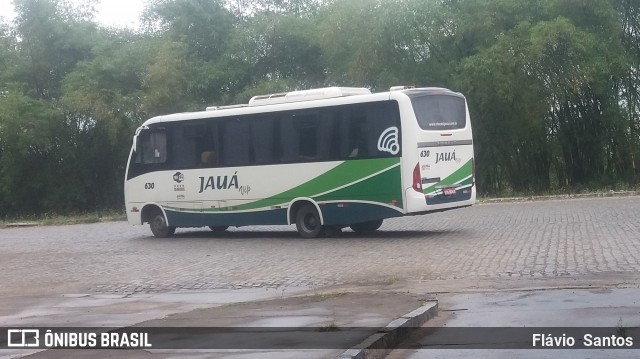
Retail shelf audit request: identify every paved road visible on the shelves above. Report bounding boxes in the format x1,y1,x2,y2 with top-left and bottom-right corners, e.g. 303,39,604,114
389,288,640,359
2,196,639,298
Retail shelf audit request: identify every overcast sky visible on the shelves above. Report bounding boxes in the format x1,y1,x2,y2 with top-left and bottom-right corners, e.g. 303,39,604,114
0,0,146,29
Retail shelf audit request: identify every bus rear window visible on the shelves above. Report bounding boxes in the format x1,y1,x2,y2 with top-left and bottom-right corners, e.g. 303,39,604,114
410,94,466,131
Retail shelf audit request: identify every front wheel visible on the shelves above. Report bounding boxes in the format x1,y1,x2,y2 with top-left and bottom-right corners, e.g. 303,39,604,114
149,211,176,238
350,219,383,234
295,204,323,238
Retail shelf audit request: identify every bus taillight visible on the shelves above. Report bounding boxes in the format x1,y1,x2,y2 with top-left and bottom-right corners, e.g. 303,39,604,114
412,163,422,192
472,158,476,187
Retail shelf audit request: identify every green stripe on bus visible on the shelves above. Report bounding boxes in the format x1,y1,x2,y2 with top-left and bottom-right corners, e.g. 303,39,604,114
315,164,403,207
233,157,400,210
422,159,473,194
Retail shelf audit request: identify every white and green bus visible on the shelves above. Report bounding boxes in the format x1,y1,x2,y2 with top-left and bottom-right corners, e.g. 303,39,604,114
124,86,475,238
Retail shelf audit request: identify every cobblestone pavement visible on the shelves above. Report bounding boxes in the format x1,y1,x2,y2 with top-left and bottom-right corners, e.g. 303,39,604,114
1,197,639,297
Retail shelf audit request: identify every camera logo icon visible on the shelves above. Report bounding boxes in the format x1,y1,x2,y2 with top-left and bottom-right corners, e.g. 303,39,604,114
7,329,40,347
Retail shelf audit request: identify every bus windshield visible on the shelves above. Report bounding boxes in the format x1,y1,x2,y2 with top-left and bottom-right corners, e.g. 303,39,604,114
409,93,466,131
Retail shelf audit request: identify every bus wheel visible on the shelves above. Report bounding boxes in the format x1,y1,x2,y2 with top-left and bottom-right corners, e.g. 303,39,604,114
209,226,229,233
350,219,383,234
295,204,323,238
149,211,176,238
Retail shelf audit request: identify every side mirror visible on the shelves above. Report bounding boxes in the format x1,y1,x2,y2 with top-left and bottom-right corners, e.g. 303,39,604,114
132,125,149,153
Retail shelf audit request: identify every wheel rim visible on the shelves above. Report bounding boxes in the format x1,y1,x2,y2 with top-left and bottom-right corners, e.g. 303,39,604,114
303,213,318,232
153,215,166,232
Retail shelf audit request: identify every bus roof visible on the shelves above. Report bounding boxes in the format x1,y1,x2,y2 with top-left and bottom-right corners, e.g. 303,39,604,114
142,86,459,126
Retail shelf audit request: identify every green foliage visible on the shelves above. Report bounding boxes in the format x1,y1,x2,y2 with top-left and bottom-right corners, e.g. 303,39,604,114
227,12,325,89
12,0,99,99
0,90,66,214
315,0,412,88
143,0,234,58
143,41,191,114
0,0,639,216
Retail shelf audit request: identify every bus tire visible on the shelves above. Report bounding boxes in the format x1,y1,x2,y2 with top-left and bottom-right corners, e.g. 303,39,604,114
209,226,229,233
295,204,323,238
149,210,176,238
350,219,383,234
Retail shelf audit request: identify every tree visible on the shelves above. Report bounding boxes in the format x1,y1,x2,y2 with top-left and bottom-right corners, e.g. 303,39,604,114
12,0,98,99
144,0,235,59
0,90,66,215
61,30,158,211
225,11,325,95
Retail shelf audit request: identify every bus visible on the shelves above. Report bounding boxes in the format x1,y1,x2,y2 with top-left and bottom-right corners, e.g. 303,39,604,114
124,86,475,238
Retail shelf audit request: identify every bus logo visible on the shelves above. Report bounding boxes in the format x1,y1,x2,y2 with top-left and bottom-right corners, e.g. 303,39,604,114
377,127,400,155
7,329,40,347
435,151,459,164
173,172,184,183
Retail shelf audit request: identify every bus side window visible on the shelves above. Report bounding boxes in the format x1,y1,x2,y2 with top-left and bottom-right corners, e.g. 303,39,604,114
366,102,401,157
280,113,299,163
348,107,368,158
173,123,209,168
316,110,333,160
221,118,250,166
333,110,351,159
137,131,167,164
200,150,217,166
252,116,275,165
295,112,320,161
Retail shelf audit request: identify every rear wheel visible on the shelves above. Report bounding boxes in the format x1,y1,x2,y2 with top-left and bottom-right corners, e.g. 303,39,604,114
209,226,229,233
149,210,176,238
350,219,383,234
295,204,323,238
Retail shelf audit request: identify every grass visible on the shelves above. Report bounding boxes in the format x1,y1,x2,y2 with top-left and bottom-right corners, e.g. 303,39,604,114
616,317,628,338
477,185,640,203
316,322,341,332
0,210,126,229
309,291,350,300
380,275,402,285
